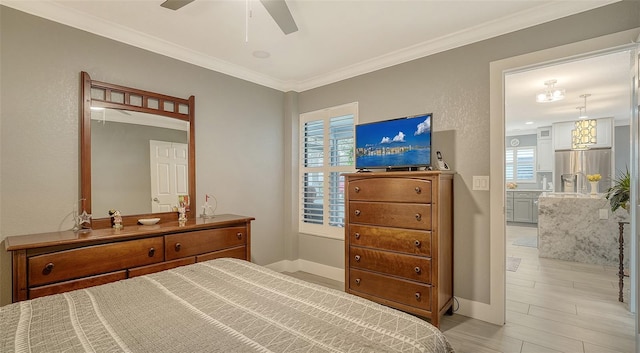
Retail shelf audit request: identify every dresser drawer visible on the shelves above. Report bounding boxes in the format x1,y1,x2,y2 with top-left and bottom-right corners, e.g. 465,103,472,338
349,269,432,311
349,178,432,203
28,237,164,286
29,271,127,299
165,227,247,260
196,246,247,262
128,257,196,278
349,201,431,230
349,247,431,283
349,224,431,256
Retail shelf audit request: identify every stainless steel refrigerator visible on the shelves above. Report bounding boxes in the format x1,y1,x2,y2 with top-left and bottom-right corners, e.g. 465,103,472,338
554,148,612,193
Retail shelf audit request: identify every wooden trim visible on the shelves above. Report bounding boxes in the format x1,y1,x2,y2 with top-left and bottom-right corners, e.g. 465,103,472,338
12,250,27,302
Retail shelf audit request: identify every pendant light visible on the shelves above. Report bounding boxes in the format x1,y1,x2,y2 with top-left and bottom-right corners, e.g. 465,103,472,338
571,94,596,150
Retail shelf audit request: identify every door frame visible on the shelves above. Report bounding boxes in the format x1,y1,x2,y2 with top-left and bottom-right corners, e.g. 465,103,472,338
489,28,640,327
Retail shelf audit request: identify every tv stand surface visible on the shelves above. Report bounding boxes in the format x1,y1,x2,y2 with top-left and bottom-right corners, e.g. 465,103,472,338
385,166,422,172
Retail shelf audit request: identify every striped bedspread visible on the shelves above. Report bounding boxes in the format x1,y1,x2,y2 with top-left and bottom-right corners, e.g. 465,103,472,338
1,258,454,353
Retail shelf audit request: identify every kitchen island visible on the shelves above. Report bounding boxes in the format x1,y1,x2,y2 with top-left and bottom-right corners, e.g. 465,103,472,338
538,192,630,266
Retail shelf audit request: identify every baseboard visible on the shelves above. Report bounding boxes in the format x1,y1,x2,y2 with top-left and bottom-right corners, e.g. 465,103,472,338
454,297,504,326
265,259,344,283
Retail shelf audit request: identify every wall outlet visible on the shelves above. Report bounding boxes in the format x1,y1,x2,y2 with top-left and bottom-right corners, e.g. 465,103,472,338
599,209,609,220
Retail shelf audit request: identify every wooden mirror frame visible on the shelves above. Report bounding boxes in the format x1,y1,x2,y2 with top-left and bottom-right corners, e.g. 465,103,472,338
81,71,195,228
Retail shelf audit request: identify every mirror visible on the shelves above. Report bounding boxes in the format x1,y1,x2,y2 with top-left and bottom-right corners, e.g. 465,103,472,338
81,72,195,228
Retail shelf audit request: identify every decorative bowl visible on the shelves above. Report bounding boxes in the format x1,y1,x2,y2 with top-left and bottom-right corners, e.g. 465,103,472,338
138,218,161,225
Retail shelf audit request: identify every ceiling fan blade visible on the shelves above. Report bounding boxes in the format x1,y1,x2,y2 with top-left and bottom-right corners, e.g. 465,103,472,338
259,0,298,35
160,0,195,11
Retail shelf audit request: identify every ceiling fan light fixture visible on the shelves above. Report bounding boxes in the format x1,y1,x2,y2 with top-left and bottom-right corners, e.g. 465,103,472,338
536,79,565,103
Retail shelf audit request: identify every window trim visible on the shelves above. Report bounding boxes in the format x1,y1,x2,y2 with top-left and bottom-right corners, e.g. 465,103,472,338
298,102,358,239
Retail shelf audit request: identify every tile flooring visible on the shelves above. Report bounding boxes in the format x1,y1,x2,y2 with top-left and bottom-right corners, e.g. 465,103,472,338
285,224,636,353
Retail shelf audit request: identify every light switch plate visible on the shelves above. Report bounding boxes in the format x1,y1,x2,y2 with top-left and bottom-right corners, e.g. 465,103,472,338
473,176,490,191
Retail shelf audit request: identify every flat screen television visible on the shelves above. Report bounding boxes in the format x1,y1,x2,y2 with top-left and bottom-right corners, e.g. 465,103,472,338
355,113,432,170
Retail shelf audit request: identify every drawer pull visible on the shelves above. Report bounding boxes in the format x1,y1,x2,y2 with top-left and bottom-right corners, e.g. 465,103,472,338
414,240,421,247
414,266,421,274
354,186,360,193
355,278,361,285
354,210,361,216
354,232,360,239
415,292,421,300
415,186,421,194
43,262,54,274
415,213,422,221
236,232,243,240
175,243,182,251
148,247,156,257
354,255,361,262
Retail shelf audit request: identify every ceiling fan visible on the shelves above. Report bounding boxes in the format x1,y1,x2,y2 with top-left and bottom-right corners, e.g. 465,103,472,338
160,0,298,35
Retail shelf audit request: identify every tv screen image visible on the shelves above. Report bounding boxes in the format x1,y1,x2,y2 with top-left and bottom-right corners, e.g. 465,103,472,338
355,113,432,170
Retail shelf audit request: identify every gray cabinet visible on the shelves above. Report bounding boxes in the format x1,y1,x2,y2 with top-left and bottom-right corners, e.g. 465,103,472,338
507,191,541,223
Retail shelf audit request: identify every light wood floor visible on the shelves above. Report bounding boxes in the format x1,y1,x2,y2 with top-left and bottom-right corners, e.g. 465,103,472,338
284,224,636,353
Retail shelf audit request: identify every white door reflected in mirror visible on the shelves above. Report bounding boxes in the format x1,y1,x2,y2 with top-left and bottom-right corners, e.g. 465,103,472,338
150,140,188,212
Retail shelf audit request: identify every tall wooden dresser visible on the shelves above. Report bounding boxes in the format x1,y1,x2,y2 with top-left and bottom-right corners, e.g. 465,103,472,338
344,171,453,328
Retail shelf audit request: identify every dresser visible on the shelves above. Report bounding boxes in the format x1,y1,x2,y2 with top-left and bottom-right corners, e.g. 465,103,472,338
344,171,453,328
5,214,253,302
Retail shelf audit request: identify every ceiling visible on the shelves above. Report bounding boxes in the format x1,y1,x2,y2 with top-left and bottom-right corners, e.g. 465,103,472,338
2,0,618,93
4,0,631,132
505,49,633,135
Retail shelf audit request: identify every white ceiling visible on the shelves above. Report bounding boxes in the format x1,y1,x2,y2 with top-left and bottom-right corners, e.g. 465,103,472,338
505,49,633,134
4,0,631,132
2,0,618,93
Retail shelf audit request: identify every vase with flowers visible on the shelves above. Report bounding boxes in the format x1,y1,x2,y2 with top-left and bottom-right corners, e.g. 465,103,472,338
586,173,601,195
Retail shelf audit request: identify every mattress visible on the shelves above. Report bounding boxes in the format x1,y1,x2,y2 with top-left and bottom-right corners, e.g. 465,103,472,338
0,258,454,353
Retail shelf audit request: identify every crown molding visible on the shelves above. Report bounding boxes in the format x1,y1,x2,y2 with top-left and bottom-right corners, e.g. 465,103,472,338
1,0,618,93
294,0,618,92
0,0,291,91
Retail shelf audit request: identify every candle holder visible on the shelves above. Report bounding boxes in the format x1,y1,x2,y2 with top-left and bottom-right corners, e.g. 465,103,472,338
200,194,217,219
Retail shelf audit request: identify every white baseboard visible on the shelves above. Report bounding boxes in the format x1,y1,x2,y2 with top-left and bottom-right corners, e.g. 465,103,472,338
454,297,504,326
265,259,344,283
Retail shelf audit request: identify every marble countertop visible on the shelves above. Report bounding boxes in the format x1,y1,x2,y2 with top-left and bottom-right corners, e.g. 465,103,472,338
538,192,605,199
506,189,548,192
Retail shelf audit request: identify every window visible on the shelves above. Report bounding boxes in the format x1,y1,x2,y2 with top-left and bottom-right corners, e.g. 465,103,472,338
506,147,535,182
299,103,357,238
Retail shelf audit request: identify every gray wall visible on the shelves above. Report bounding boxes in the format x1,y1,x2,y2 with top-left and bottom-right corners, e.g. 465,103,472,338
0,6,285,305
615,125,631,178
296,1,640,303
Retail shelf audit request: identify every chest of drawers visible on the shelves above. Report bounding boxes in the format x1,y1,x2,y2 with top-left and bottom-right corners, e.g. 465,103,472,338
6,214,253,302
344,172,453,328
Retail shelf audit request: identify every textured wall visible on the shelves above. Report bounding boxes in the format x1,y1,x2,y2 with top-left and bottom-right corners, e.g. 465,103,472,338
0,6,285,305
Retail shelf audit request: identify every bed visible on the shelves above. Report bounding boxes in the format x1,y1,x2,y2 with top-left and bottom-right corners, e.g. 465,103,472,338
0,258,454,353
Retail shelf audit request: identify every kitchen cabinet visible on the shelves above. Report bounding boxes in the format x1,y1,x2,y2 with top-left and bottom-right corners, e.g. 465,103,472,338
537,139,553,171
552,118,613,150
507,191,540,223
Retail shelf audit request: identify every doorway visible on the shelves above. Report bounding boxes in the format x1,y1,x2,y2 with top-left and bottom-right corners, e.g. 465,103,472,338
502,47,637,349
